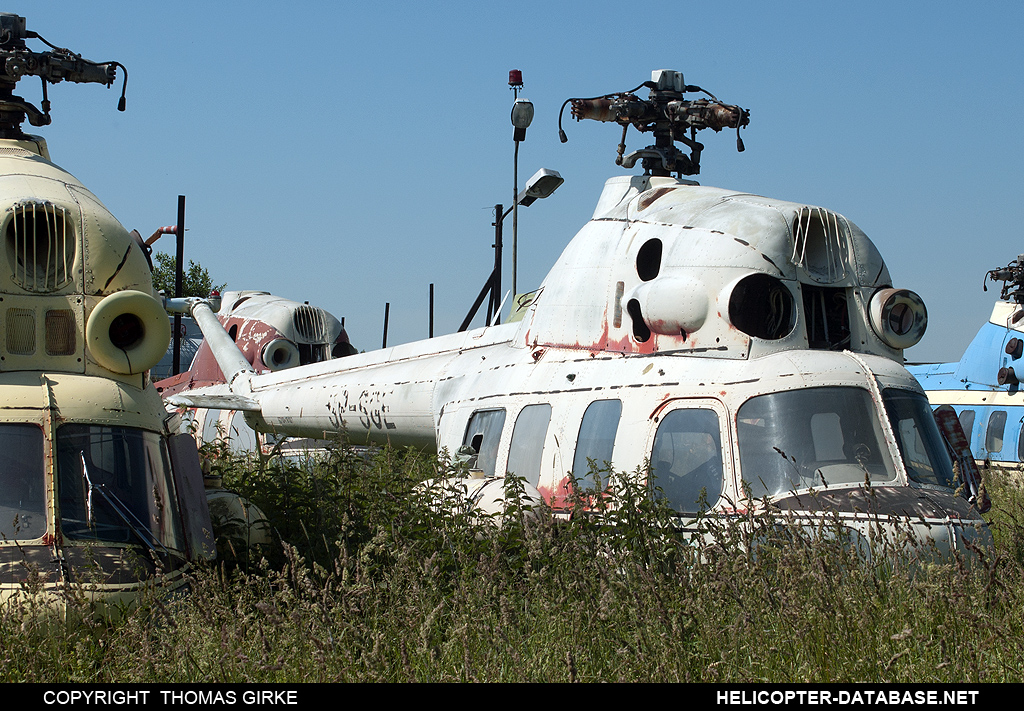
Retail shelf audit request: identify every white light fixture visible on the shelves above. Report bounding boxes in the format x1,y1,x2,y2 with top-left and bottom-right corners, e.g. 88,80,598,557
516,168,564,206
868,288,927,349
511,98,534,141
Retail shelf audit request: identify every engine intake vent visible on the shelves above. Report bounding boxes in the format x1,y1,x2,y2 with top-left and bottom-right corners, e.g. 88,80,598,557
5,201,76,293
791,207,849,284
293,305,328,343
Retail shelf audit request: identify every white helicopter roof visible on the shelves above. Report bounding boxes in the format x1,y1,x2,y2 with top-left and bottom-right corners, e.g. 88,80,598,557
522,174,894,362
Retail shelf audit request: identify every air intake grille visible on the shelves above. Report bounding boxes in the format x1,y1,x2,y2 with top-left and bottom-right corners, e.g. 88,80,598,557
5,202,76,292
293,305,328,343
791,207,849,284
0,147,36,158
5,308,35,354
45,309,76,355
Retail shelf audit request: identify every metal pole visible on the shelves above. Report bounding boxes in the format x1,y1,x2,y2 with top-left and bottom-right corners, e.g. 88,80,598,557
429,283,434,338
172,195,185,375
493,203,503,325
485,278,493,328
459,269,497,332
512,142,519,300
382,302,390,349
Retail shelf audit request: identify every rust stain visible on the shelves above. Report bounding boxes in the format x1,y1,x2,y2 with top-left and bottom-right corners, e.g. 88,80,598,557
637,187,675,211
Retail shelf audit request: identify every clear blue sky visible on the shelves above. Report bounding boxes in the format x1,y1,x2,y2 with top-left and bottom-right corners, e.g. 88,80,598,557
23,1,1024,362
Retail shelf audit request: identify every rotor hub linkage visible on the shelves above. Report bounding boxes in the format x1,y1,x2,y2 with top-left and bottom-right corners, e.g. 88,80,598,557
0,12,126,138
559,70,749,177
986,254,1024,307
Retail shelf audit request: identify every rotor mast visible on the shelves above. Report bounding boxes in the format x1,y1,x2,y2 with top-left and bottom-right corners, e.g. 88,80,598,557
560,69,750,178
0,12,126,139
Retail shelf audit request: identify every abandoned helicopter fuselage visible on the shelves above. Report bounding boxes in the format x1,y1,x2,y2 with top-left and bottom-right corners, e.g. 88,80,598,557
0,13,214,612
156,289,356,455
171,71,990,560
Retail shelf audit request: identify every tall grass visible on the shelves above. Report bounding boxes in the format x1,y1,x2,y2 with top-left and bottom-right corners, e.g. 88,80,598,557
2,447,1023,682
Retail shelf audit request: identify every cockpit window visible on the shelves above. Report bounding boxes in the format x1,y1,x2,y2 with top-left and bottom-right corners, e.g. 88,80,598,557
882,389,956,488
650,408,724,513
57,425,186,553
737,387,896,498
0,424,46,540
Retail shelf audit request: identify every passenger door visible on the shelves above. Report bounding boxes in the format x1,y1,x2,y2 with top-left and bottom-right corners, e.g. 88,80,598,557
646,399,731,516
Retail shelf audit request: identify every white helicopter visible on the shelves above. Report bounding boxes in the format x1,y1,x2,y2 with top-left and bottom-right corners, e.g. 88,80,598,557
156,289,357,456
169,70,990,559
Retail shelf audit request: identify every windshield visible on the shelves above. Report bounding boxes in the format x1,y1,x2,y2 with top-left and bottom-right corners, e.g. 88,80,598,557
882,389,956,488
737,387,896,498
0,424,47,541
56,425,186,553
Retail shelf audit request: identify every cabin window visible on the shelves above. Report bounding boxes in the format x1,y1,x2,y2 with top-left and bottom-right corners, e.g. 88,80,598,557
650,409,724,513
462,409,506,478
227,411,258,454
0,423,47,540
958,409,976,443
987,410,1007,454
56,425,187,553
202,411,223,445
506,404,552,488
738,387,896,498
882,390,956,488
1015,422,1024,462
572,400,621,489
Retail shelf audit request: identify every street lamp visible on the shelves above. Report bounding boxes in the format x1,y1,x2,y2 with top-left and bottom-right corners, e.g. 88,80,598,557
511,97,534,141
457,167,564,333
510,75,534,300
456,71,566,333
517,168,564,206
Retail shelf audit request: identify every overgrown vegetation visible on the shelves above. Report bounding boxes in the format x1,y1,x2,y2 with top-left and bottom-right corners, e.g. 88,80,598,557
3,446,1024,682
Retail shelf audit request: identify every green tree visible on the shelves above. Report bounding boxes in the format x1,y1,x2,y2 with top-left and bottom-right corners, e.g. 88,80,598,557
151,252,226,297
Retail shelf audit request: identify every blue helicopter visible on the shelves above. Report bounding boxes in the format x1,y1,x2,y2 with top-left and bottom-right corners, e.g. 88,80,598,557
909,254,1024,474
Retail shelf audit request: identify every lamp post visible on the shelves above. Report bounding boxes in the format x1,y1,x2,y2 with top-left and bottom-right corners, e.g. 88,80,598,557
509,69,534,300
458,167,564,332
456,71,565,334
